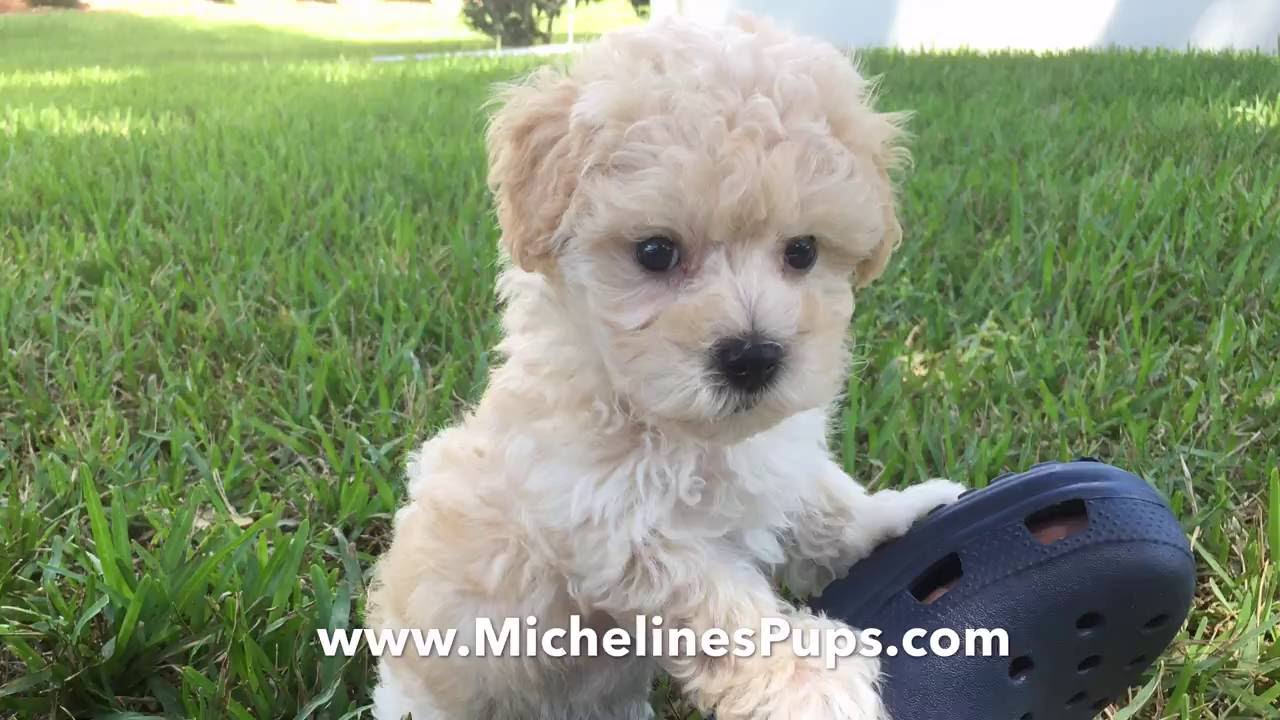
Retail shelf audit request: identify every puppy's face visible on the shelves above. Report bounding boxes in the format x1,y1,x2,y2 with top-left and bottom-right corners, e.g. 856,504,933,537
488,18,906,439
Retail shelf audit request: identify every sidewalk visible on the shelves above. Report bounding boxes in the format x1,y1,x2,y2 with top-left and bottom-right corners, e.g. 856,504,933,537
372,42,583,63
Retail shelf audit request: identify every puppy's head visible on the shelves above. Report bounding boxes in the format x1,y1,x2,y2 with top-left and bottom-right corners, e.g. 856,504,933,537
488,16,907,440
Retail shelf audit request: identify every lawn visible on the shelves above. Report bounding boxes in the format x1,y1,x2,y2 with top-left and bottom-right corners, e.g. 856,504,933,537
1,7,1278,720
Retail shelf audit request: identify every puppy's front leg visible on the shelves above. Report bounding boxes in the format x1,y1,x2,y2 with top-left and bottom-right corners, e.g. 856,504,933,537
780,460,963,597
598,545,888,720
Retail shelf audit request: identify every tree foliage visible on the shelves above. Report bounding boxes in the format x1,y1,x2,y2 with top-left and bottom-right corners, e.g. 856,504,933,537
461,0,568,47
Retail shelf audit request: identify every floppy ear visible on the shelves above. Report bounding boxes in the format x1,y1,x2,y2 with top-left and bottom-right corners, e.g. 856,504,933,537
852,111,910,289
486,67,582,274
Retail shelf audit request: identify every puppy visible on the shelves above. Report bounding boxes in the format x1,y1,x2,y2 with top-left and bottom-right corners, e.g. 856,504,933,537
368,15,962,720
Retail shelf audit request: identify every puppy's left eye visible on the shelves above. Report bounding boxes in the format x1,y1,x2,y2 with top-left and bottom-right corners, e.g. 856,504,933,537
784,236,817,271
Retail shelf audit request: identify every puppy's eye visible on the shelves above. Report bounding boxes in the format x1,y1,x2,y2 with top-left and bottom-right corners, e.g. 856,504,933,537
635,236,680,273
784,236,817,271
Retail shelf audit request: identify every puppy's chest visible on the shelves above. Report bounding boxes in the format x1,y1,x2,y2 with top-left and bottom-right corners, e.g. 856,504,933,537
521,412,830,565
650,446,811,549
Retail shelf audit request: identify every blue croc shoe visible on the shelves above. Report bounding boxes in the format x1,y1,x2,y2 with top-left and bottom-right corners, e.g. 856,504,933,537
811,459,1196,720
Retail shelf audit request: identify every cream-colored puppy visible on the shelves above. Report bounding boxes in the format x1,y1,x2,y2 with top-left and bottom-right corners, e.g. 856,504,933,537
369,14,962,720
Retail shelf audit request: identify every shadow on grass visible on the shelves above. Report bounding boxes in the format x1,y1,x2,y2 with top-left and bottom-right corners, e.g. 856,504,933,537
0,14,528,720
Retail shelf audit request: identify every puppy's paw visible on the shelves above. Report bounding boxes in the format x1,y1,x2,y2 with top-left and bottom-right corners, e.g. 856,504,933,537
902,477,965,514
767,666,887,720
712,614,889,720
775,648,888,720
871,477,965,538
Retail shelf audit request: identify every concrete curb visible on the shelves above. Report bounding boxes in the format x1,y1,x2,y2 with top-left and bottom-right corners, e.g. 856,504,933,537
372,43,583,63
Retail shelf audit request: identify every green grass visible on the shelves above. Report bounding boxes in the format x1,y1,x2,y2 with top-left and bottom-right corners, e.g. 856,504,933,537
2,9,1278,720
0,0,643,69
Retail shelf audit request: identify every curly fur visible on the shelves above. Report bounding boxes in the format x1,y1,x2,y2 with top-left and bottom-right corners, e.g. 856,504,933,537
368,14,961,720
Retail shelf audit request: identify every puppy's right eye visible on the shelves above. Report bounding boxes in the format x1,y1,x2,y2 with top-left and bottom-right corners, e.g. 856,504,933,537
635,236,680,273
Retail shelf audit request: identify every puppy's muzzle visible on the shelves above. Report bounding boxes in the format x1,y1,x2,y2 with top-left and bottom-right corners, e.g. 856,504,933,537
712,334,785,394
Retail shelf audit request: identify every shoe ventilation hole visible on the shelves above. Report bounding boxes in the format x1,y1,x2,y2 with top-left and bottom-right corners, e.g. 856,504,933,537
1092,698,1112,711
1077,655,1102,672
1008,655,1035,681
1066,692,1088,707
1126,654,1148,669
1075,612,1104,631
1026,498,1088,544
910,552,963,604
1143,614,1170,631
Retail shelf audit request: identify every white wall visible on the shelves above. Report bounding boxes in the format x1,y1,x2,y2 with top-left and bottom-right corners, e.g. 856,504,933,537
649,0,1280,52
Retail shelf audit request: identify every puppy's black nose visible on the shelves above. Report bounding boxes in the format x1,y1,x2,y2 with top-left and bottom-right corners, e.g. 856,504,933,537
713,335,784,393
